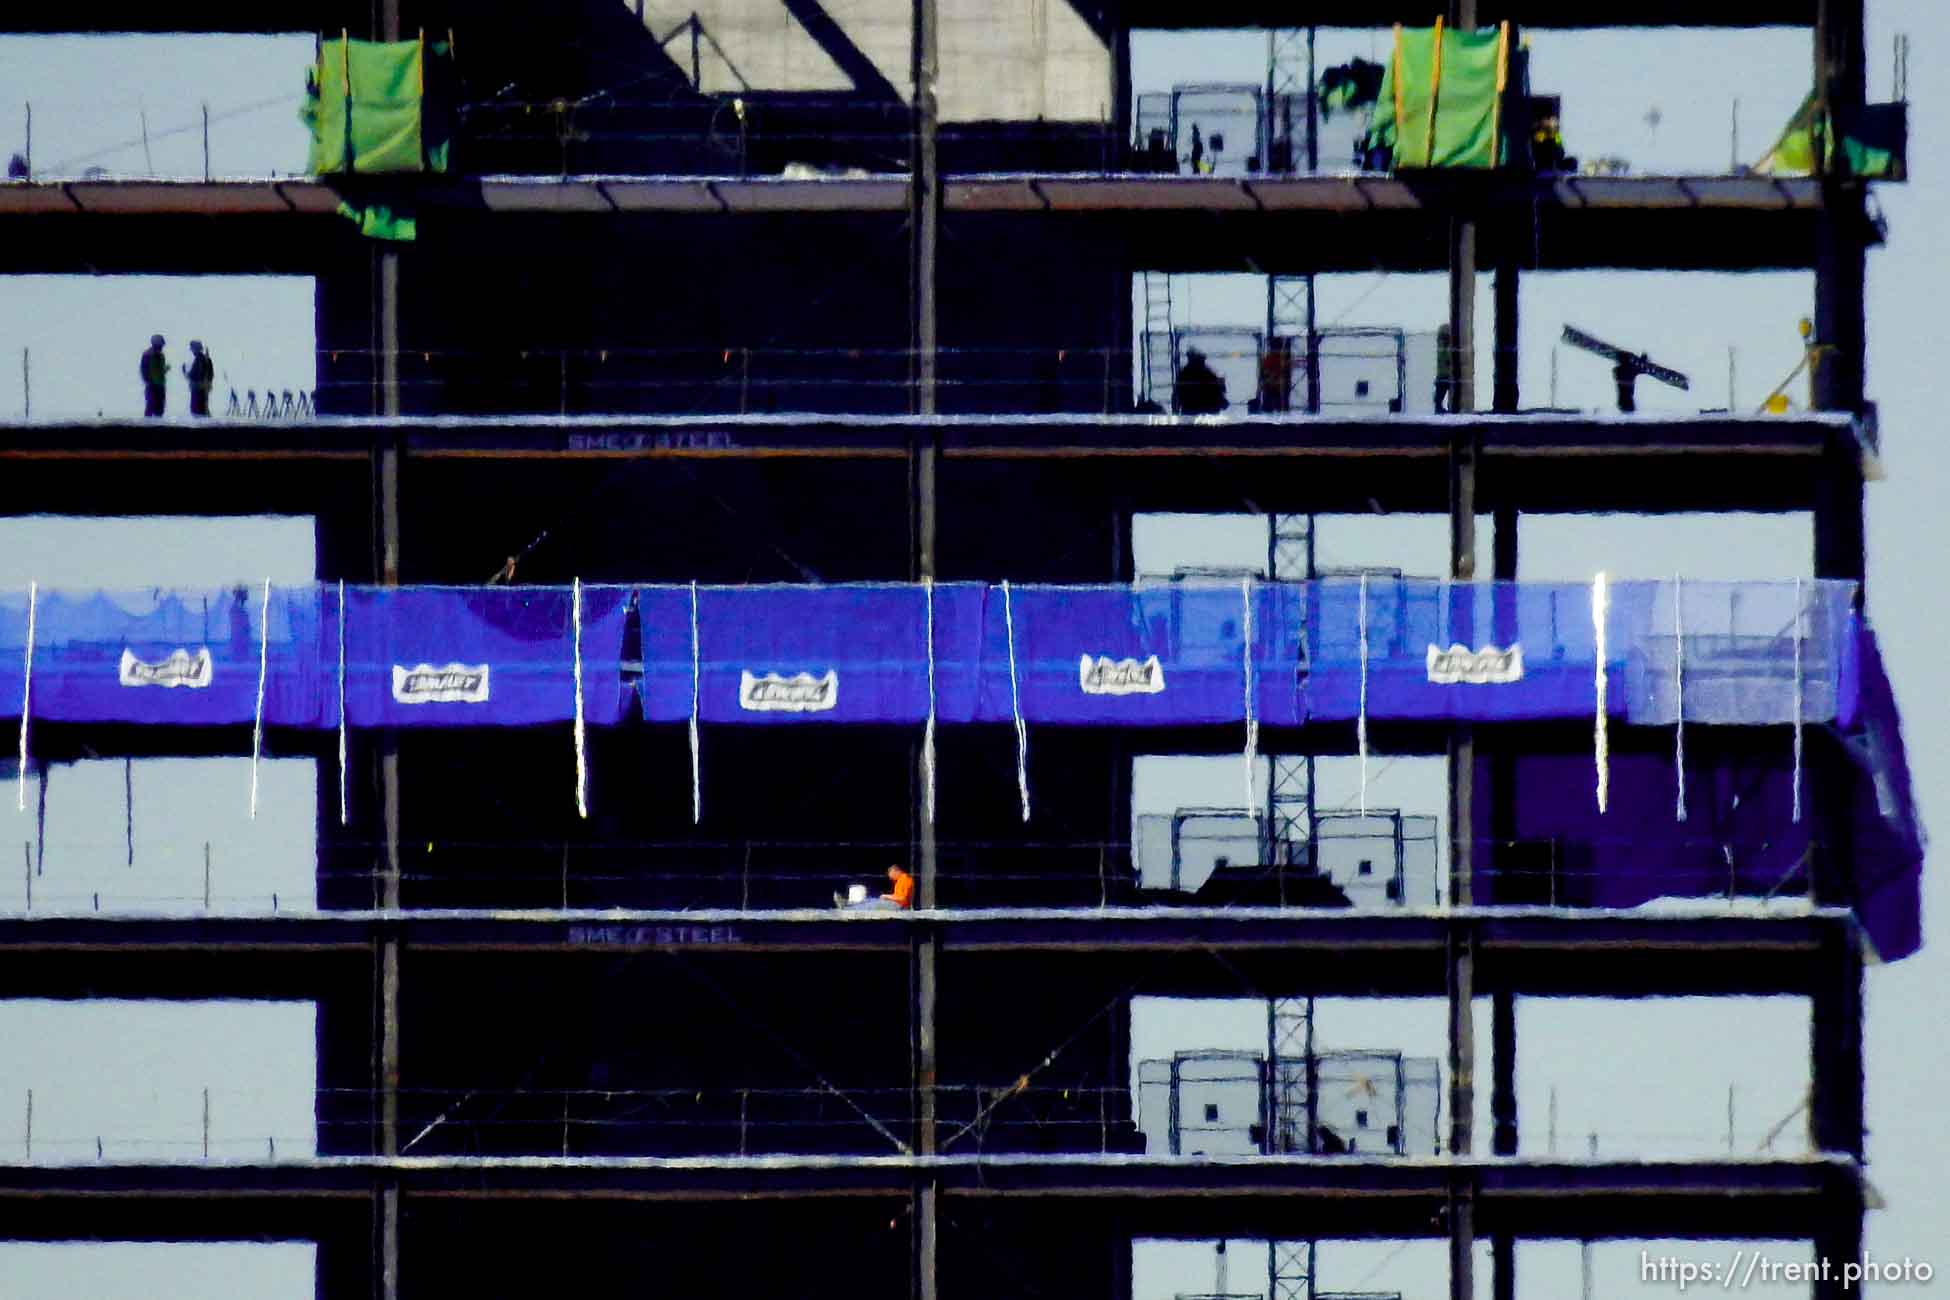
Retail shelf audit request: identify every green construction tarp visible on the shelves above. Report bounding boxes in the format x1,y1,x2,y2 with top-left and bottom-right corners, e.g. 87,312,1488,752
302,37,451,176
1371,24,1510,170
335,200,417,242
1752,92,1905,180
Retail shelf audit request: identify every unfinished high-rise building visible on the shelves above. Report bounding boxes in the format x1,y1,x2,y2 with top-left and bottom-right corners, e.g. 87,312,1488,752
0,2,1919,1299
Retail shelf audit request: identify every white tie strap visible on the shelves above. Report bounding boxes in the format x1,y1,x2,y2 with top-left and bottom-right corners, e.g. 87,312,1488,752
1001,580,1029,823
16,581,35,814
1593,571,1610,814
689,581,702,825
249,578,270,820
572,578,588,820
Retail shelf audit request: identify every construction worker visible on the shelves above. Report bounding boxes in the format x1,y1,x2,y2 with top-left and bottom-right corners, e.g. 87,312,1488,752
1257,338,1293,413
1173,348,1227,415
837,864,915,911
1433,323,1455,413
182,341,215,417
139,335,168,417
1612,359,1638,413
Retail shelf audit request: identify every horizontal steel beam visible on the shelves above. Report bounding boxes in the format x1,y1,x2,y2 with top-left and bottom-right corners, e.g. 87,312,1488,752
0,1152,1859,1242
0,173,1827,219
0,907,1861,997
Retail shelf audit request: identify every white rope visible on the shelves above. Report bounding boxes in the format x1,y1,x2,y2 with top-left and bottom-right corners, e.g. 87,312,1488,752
337,580,348,826
1673,575,1686,822
1593,571,1610,814
923,578,937,825
689,581,702,825
1001,580,1029,823
16,581,34,813
1358,573,1370,817
1241,577,1257,813
1792,575,1804,824
249,578,270,820
572,578,588,821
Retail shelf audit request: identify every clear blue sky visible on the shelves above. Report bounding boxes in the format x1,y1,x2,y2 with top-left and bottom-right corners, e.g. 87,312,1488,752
0,11,1945,1300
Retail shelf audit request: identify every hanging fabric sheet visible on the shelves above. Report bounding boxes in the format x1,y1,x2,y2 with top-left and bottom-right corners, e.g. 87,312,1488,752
0,586,327,726
0,579,1875,734
1294,580,1616,723
644,585,975,725
335,586,629,727
985,584,1257,725
627,580,1865,729
1467,611,1923,962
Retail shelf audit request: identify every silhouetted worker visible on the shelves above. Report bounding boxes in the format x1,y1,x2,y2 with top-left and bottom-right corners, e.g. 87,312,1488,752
1173,348,1226,415
183,341,215,418
139,335,168,417
1433,323,1456,413
1612,359,1638,413
1189,123,1205,175
227,584,253,660
1257,338,1294,413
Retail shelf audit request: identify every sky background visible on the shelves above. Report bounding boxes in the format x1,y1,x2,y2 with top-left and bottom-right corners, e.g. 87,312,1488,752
0,8,1945,1300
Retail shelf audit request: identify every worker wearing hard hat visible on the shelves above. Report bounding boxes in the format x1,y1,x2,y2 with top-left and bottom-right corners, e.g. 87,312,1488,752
183,341,216,418
139,335,168,417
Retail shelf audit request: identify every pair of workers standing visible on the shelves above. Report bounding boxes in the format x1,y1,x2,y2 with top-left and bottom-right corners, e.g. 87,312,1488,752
139,336,215,418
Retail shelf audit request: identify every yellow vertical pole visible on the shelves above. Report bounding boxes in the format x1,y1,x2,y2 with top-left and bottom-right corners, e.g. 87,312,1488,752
342,29,353,174
1426,16,1445,166
1490,21,1510,167
1392,24,1406,160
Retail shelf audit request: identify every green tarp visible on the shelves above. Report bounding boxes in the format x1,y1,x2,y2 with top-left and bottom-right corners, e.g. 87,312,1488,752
1752,92,1905,180
302,37,450,175
301,37,452,242
1370,23,1510,170
335,200,417,242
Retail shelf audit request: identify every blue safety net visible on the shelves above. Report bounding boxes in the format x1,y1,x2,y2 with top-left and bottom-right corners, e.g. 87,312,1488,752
0,579,1872,732
634,579,1861,728
334,586,630,727
0,586,327,726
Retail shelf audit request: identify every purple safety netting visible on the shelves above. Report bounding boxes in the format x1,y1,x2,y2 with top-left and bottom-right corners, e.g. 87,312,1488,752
634,580,1860,728
0,586,326,726
335,586,630,727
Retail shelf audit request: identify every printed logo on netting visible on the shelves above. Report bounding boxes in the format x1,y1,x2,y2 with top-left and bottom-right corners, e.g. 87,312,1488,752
1426,644,1524,685
740,670,838,712
1079,654,1166,695
118,647,213,689
392,663,491,704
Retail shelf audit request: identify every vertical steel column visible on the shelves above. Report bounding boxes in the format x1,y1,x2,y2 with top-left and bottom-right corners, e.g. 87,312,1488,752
909,5,941,1300
1806,23,1868,1287
370,10,402,1297
1809,9,1868,1294
1490,988,1517,1300
1811,921,1865,1299
1108,0,1130,173
1443,12,1477,1300
1490,500,1518,1300
1812,0,1867,593
1492,263,1519,416
1810,923,1865,1159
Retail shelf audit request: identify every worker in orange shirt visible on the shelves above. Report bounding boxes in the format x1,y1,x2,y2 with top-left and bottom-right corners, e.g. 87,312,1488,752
837,864,915,911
